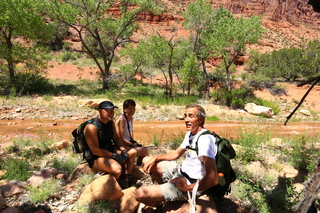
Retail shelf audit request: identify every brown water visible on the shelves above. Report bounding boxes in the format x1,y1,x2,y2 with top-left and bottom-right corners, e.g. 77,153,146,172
0,119,319,146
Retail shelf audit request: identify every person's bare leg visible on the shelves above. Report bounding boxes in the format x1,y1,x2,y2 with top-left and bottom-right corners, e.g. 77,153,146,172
135,185,165,207
135,146,152,165
93,157,122,179
125,148,137,174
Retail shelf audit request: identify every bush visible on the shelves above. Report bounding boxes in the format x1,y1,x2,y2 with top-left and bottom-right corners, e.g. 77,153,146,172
211,85,257,109
26,178,61,203
1,157,31,181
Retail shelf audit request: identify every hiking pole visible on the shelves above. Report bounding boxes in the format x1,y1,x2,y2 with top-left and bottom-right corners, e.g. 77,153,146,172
284,75,320,126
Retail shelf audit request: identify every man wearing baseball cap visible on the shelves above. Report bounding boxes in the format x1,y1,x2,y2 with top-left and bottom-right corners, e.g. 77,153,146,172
83,101,137,186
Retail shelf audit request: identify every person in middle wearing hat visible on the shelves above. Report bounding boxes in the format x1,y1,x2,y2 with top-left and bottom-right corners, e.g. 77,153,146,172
83,100,137,186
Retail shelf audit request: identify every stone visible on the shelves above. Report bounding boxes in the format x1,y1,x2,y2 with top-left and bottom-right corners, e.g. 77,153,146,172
68,163,102,182
1,207,19,213
120,187,139,213
77,174,123,206
299,109,311,116
0,194,6,209
27,167,59,187
244,103,273,117
162,194,218,213
1,180,28,198
50,140,70,150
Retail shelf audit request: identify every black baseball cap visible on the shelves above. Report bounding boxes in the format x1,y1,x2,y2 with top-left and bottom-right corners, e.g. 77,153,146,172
98,101,118,109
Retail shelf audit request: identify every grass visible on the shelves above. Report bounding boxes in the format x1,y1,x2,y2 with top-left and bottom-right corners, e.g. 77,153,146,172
26,178,62,204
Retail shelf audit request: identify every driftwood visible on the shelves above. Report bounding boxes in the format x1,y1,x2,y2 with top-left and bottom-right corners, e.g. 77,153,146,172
292,158,320,213
284,75,320,125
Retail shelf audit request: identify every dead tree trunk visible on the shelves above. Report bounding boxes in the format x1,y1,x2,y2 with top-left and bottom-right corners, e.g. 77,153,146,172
292,157,320,213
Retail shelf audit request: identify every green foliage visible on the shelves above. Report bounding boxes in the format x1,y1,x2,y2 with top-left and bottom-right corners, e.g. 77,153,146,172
1,157,31,181
207,115,220,121
234,126,272,163
249,40,320,82
11,71,52,95
75,200,118,213
47,157,81,175
255,99,281,115
26,178,61,203
44,0,162,89
75,173,96,192
168,131,185,150
211,85,257,109
284,134,320,172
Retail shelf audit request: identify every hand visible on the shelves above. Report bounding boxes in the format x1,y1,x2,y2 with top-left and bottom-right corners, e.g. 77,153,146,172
143,157,156,174
169,176,188,192
121,150,129,161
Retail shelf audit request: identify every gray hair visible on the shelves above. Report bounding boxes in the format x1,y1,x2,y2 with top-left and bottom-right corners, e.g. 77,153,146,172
186,104,206,126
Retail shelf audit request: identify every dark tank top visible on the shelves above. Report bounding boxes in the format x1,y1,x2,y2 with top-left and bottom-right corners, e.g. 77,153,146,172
91,116,115,153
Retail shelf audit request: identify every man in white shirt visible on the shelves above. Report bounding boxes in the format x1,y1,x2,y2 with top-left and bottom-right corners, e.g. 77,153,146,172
135,104,219,208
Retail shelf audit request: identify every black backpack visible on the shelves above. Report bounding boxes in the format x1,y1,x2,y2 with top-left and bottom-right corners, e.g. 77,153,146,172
71,119,102,154
188,130,236,200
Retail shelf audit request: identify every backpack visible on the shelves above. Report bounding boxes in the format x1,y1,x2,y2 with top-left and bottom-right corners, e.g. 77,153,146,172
71,119,102,154
188,130,236,200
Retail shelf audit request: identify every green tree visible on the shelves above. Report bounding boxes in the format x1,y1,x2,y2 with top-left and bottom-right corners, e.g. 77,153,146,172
44,0,161,89
183,0,216,97
204,8,263,91
0,0,53,85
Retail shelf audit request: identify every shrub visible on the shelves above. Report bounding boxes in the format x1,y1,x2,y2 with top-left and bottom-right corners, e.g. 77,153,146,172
211,85,257,109
1,157,31,181
26,178,61,203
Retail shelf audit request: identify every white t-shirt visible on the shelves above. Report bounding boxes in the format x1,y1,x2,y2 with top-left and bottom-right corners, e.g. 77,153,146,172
180,129,217,181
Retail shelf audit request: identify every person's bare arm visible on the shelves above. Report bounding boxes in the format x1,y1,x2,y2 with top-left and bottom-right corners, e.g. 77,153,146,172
84,124,113,157
143,147,186,174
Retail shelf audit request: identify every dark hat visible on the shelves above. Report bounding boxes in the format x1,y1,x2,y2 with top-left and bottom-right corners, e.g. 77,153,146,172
98,101,118,109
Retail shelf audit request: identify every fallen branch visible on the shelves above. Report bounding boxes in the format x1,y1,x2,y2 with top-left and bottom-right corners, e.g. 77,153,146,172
284,75,320,126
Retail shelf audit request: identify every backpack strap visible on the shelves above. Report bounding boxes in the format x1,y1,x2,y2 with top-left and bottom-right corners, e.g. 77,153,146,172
186,130,220,165
186,130,213,155
86,119,103,137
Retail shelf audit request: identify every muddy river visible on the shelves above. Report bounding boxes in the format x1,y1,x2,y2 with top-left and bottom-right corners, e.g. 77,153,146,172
1,119,319,146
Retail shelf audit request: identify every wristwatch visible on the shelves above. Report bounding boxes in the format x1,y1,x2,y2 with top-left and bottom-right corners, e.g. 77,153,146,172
112,153,117,159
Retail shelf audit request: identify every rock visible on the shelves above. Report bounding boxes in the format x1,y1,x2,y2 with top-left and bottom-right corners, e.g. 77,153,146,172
244,103,273,117
162,194,218,213
68,163,102,182
120,187,139,213
0,194,6,209
77,174,123,206
27,168,59,187
1,180,28,198
1,207,19,213
299,109,311,116
50,140,70,150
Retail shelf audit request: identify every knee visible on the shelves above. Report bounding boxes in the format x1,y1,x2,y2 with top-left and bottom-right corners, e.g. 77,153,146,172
110,164,122,179
128,149,137,158
135,187,146,202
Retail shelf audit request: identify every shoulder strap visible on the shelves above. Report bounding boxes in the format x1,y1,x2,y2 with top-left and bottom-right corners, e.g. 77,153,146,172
186,130,212,155
86,119,103,136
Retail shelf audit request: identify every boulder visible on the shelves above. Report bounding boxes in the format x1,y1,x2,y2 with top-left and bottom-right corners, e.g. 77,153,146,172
162,194,218,213
50,140,70,150
120,187,139,213
27,168,59,187
77,174,123,206
1,207,19,213
1,180,28,198
299,109,311,116
68,163,102,182
0,194,6,209
244,103,273,117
